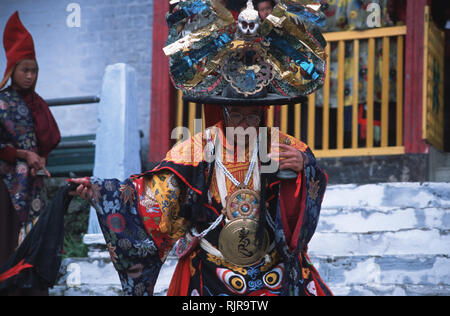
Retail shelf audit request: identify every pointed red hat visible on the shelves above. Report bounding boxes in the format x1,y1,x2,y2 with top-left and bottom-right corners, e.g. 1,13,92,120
0,11,36,89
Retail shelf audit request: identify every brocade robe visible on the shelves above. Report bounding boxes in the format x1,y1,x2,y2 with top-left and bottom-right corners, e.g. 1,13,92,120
0,87,48,238
90,124,333,296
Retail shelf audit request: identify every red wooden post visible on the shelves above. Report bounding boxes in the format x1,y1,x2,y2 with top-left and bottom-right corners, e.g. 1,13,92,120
149,1,175,163
274,106,281,128
403,0,431,154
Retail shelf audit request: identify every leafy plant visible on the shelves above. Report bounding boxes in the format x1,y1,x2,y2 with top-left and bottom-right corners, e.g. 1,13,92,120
45,179,90,259
62,196,90,258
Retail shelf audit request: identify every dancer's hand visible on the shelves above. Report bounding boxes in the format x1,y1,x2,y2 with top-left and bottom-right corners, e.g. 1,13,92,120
270,143,305,173
68,177,93,200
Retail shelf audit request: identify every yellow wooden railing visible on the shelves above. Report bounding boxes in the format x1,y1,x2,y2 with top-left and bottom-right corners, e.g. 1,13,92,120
174,26,407,158
303,26,406,158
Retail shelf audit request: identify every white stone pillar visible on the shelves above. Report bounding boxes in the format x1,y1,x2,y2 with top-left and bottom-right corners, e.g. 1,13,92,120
86,63,142,239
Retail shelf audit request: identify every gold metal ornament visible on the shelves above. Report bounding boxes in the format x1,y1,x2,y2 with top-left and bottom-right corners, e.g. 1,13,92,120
218,218,269,267
224,186,260,221
218,186,269,267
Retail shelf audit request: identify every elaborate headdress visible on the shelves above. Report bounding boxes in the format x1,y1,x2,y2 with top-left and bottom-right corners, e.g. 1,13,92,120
0,12,37,90
165,0,327,106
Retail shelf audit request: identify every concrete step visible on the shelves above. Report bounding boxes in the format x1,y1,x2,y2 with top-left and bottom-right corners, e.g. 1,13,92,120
317,207,450,234
310,255,450,296
309,229,450,257
308,182,450,296
312,182,450,257
50,256,178,296
322,183,450,210
327,283,450,296
50,257,122,296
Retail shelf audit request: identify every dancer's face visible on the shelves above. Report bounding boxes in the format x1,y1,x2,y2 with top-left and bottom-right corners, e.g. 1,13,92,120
224,105,264,149
224,106,263,129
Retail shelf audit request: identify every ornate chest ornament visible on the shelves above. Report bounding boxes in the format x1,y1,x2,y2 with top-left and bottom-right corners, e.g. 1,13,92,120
216,142,270,267
218,215,270,267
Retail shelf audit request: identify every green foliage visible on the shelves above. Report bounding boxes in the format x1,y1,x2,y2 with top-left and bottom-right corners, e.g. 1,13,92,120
63,233,87,259
62,196,90,258
46,179,90,258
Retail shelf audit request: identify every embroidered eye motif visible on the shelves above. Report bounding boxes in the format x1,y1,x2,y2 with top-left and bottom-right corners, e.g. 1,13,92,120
230,276,245,291
263,264,284,290
217,268,247,295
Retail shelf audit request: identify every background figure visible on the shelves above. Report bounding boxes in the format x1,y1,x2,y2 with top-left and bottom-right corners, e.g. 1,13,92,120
253,0,275,20
0,12,60,295
225,0,248,12
312,0,406,149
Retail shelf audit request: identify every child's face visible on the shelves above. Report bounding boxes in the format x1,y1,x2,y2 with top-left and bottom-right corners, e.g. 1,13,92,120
257,1,273,20
12,59,38,91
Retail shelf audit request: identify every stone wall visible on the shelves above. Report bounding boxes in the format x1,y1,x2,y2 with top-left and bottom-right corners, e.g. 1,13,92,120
0,0,153,166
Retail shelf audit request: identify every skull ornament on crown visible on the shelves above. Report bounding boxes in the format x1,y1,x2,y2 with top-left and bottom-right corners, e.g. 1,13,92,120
238,0,261,37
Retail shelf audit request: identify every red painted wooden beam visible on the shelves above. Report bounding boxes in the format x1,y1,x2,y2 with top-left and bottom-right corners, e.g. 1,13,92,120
404,0,431,154
149,1,175,163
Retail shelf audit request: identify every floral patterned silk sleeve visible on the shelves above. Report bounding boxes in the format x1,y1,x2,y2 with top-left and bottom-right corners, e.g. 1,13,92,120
90,171,187,296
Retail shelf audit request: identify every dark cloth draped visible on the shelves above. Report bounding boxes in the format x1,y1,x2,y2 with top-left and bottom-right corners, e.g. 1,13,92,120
0,184,75,295
0,179,19,267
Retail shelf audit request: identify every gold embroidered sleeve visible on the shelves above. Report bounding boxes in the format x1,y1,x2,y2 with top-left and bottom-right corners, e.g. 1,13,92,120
148,170,188,240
